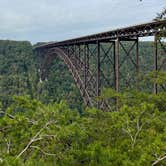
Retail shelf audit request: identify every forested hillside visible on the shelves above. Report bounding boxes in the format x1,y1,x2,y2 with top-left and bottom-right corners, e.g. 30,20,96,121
0,40,166,165
0,41,34,107
0,40,83,111
0,40,164,110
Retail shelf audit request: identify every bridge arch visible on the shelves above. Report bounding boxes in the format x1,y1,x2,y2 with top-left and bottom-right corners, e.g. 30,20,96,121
35,20,166,110
38,47,96,107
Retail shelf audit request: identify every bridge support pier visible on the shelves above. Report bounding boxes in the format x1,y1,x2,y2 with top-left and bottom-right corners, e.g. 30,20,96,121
136,38,139,90
97,41,101,109
154,34,158,94
115,38,119,92
84,44,87,97
153,33,166,94
36,20,166,110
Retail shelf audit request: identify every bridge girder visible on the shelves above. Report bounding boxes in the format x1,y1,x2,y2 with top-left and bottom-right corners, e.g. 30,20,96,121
35,20,166,110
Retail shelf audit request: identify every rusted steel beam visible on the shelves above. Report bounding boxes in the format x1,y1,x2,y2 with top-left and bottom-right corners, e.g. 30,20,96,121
35,20,166,49
115,38,119,92
84,44,87,94
78,44,81,63
87,44,90,77
154,35,158,94
136,37,139,89
136,37,139,74
97,41,101,108
36,20,166,110
113,41,116,88
55,48,93,106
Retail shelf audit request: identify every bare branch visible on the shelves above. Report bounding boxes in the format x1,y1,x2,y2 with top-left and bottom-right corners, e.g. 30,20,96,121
5,139,11,154
16,121,53,159
0,158,3,163
30,146,57,156
152,154,166,166
123,112,145,149
0,111,15,119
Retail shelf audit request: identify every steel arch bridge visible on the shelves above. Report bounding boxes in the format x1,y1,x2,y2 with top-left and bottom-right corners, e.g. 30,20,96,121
35,20,166,109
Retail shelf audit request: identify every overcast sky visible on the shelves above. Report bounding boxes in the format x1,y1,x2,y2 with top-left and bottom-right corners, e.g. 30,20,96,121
0,0,165,43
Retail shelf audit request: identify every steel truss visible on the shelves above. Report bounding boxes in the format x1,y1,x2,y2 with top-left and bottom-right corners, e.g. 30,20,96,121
36,20,166,110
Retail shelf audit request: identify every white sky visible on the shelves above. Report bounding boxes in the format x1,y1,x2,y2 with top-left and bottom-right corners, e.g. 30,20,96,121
0,0,165,43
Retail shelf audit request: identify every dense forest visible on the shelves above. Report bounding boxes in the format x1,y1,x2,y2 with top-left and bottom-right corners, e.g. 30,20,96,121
0,40,83,111
0,40,166,165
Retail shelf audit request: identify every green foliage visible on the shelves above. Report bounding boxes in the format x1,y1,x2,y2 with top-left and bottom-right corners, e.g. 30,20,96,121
0,40,37,110
0,40,83,111
0,91,165,165
0,40,165,165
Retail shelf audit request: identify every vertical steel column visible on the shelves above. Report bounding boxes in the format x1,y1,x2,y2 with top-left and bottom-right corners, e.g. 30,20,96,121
69,46,71,57
97,41,101,108
113,41,116,89
72,45,74,56
78,44,81,65
84,44,89,92
67,45,70,57
115,38,119,92
136,37,139,89
84,44,87,95
136,37,139,73
74,45,77,68
87,44,89,79
154,35,158,94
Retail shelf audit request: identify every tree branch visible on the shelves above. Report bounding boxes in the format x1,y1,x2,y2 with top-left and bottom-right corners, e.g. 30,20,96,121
16,121,53,159
30,146,56,156
152,154,166,166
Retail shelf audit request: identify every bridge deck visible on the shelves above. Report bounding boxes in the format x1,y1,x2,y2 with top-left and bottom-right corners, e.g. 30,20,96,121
36,20,166,49
36,20,166,109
